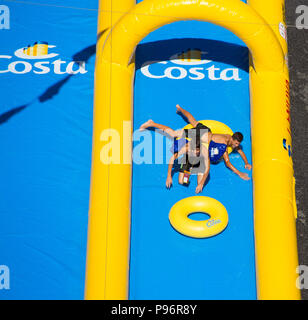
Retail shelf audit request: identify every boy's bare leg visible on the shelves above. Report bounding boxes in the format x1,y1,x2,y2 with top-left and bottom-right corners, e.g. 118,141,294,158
178,172,184,185
139,119,180,138
176,104,199,127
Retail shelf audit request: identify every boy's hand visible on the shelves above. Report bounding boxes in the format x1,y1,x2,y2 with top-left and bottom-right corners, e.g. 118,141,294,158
195,184,203,194
245,163,252,170
166,176,173,189
239,172,250,180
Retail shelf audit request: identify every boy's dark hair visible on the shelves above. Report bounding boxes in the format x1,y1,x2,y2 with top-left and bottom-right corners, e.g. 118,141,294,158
232,132,243,143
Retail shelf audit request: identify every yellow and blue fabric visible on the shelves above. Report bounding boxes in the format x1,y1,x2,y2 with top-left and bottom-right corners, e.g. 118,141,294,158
129,0,255,299
0,0,299,301
87,0,300,301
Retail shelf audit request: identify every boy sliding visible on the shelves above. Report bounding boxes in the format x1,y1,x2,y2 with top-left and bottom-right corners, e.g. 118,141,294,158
140,105,251,193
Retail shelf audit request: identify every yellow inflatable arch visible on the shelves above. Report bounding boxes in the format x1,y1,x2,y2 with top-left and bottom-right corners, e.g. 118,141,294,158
85,0,300,300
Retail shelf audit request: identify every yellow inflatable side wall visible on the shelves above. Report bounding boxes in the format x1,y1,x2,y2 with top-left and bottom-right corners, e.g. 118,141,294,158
84,0,136,300
85,0,300,300
249,0,299,300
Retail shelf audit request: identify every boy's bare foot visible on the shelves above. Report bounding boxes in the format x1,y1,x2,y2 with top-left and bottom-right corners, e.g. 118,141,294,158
176,104,182,114
139,119,154,131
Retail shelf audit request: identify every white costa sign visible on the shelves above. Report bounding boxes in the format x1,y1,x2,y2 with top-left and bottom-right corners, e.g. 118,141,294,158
0,45,87,75
141,52,242,81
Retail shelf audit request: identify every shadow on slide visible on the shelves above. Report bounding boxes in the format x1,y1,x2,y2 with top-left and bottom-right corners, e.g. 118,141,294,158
135,38,249,72
0,43,97,126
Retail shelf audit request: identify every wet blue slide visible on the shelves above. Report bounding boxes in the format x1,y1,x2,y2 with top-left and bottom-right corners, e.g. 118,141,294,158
130,0,256,299
0,0,255,300
0,1,98,299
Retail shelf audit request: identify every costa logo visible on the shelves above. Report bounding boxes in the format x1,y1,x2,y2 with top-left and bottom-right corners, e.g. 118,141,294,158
0,42,87,75
141,49,242,81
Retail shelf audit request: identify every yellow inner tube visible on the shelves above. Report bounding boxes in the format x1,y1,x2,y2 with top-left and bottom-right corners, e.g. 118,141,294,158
183,120,234,154
169,196,229,238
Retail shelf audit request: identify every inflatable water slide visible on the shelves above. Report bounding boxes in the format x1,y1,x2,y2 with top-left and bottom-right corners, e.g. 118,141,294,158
0,0,300,300
85,0,301,300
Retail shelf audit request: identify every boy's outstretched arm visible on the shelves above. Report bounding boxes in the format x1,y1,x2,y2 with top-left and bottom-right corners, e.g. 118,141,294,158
223,151,250,180
237,148,252,170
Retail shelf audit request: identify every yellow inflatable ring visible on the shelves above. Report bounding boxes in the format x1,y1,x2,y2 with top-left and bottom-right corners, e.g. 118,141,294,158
169,196,229,238
184,120,233,154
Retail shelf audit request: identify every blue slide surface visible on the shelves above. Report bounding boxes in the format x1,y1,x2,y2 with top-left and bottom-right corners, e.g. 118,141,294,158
0,0,255,300
130,0,256,299
0,1,97,299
